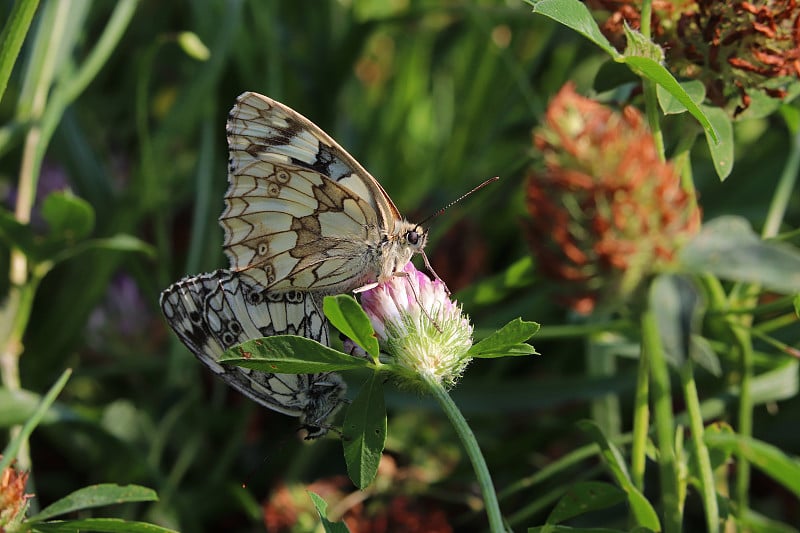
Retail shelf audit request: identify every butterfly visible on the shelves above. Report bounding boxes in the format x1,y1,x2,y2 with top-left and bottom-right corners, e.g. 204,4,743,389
221,91,439,295
159,269,345,438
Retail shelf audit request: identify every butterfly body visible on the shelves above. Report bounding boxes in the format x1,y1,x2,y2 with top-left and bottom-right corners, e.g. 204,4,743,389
222,92,429,294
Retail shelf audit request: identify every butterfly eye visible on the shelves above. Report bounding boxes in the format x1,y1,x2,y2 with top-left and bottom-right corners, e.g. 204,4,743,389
406,230,420,246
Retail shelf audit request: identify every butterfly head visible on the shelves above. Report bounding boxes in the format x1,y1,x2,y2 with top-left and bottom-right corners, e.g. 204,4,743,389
403,223,428,252
384,220,428,277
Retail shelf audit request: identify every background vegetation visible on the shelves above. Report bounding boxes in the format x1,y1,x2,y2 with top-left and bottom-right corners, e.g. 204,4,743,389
1,0,799,531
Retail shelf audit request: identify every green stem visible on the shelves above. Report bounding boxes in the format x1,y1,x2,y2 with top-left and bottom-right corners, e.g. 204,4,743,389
640,0,652,38
638,0,665,161
680,360,719,533
762,123,800,238
642,308,682,532
733,324,754,512
423,374,505,532
643,80,665,161
631,340,650,492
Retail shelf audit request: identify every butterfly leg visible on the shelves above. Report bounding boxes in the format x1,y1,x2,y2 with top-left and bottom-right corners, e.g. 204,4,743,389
420,251,451,295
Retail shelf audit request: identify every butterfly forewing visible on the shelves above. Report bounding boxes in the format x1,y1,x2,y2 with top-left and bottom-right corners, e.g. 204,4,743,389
159,269,345,436
222,92,426,294
226,92,399,221
220,158,382,291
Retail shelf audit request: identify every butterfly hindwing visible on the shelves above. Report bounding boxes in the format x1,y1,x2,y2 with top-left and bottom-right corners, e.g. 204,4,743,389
159,269,345,437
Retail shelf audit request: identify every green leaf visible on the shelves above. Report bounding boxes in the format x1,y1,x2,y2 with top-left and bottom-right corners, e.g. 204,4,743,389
577,421,661,530
681,216,800,293
545,481,626,525
220,335,371,374
0,208,39,257
41,191,95,241
1,369,71,473
749,358,798,405
343,373,387,489
30,518,176,533
622,56,718,143
468,318,540,358
657,80,706,115
649,275,703,369
308,492,352,533
0,0,40,102
526,0,619,58
689,335,722,377
738,508,800,533
323,294,379,359
701,104,734,180
81,234,156,256
686,423,735,482
47,234,156,267
30,484,158,522
704,432,800,498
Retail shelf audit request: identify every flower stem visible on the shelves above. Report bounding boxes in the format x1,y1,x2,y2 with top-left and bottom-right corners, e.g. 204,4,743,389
422,373,505,532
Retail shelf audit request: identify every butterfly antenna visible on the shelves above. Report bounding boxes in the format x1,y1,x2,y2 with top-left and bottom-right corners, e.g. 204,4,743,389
418,176,499,227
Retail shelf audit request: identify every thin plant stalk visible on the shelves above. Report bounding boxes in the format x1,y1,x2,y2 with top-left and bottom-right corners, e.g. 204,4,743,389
422,373,506,533
762,125,800,239
642,308,682,533
639,0,665,161
733,323,754,512
631,341,650,492
681,360,719,533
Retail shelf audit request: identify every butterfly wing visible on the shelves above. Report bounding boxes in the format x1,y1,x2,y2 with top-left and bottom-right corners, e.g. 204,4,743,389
222,92,405,292
159,269,345,436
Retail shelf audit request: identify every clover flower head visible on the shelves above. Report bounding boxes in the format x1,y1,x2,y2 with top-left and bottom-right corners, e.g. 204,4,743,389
525,83,701,314
0,459,32,531
359,263,473,390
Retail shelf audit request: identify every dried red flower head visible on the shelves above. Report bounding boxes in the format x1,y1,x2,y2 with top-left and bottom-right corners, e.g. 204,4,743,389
0,460,32,531
672,0,800,114
525,83,701,314
586,0,800,115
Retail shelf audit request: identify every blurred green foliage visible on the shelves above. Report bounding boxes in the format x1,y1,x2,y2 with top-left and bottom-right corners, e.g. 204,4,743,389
2,0,800,531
